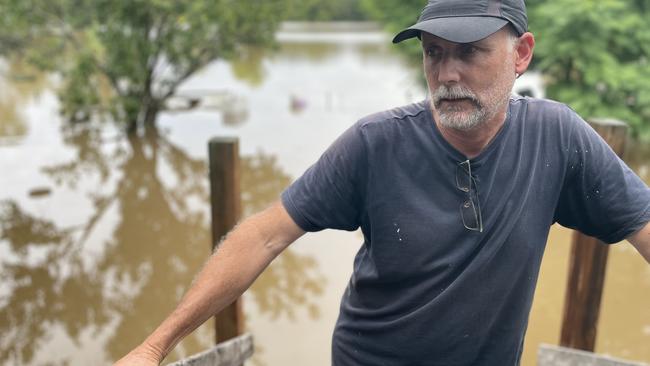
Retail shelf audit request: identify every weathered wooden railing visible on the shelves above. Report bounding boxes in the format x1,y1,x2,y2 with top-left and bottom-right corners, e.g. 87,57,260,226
166,334,253,366
539,344,649,366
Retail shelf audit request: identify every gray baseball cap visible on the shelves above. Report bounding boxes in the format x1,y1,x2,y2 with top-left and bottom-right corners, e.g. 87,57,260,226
393,0,528,44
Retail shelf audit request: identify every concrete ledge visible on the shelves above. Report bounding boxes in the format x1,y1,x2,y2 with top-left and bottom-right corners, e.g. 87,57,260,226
166,334,253,366
538,344,649,366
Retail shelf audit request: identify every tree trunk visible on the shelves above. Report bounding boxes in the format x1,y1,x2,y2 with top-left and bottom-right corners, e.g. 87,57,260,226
126,98,159,135
126,119,138,135
143,103,159,128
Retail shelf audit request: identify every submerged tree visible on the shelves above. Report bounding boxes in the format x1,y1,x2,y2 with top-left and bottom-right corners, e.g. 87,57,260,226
0,0,288,132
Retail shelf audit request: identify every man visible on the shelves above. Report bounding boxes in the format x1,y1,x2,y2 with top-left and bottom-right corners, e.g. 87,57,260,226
116,0,650,365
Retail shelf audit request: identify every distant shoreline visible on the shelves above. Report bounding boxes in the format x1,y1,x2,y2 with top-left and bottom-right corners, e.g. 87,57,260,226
279,21,382,33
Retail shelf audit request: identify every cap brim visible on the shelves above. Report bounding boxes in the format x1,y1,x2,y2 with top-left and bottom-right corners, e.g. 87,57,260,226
393,17,509,44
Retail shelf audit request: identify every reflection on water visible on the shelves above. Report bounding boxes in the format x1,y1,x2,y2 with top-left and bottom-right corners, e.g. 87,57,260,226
0,201,78,364
230,47,268,88
0,59,49,142
0,123,215,364
276,42,342,63
1,22,649,366
0,116,325,364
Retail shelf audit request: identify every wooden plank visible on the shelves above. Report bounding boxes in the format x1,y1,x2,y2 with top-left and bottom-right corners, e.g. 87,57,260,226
538,344,649,366
208,138,244,344
166,334,254,366
559,119,628,351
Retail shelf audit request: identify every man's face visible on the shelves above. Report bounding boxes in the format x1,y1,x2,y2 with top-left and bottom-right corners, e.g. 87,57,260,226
422,28,518,131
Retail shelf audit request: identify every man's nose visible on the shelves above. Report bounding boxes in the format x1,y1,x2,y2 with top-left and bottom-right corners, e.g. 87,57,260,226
437,56,461,84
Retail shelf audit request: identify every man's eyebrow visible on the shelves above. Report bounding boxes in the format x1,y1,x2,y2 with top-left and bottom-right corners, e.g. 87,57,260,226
421,35,495,50
461,39,486,48
421,39,439,47
472,36,500,48
422,41,486,49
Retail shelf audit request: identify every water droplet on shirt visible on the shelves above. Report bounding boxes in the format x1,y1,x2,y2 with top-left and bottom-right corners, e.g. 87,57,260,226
393,222,405,244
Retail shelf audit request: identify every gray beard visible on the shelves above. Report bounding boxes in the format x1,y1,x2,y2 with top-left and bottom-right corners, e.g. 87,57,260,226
429,65,515,131
431,99,489,131
430,84,512,131
431,85,490,131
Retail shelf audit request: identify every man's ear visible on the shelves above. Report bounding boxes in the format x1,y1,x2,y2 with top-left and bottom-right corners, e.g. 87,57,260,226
514,32,535,75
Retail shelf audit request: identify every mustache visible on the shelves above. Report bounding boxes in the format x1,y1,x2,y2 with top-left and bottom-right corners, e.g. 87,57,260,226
432,85,482,109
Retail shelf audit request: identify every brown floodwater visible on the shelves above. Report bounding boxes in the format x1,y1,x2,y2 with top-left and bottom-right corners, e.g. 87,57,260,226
0,23,648,366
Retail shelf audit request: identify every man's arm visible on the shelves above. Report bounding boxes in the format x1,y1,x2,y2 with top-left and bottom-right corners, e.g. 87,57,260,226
114,200,305,365
627,220,650,263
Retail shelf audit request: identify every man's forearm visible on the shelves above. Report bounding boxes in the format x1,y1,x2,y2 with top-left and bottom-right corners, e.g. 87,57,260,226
125,201,304,363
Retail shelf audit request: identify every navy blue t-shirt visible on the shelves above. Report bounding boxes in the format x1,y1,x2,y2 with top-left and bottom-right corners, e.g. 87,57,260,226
281,97,650,365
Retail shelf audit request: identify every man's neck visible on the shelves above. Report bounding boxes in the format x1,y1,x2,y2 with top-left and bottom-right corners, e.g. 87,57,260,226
433,109,508,159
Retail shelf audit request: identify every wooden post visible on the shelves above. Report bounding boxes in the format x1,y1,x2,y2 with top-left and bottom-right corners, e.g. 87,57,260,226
209,138,244,345
559,118,628,351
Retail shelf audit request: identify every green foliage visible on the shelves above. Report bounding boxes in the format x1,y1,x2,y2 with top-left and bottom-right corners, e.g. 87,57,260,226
285,0,367,21
530,0,650,139
0,0,289,131
360,0,650,138
360,0,424,64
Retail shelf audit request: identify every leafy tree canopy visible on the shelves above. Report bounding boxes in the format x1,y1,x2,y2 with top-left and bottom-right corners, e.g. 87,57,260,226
360,0,423,62
284,0,367,21
529,0,650,139
0,0,289,132
360,0,650,138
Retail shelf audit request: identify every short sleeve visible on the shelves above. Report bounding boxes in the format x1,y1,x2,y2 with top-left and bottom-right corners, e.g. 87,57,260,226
281,122,367,232
554,114,650,243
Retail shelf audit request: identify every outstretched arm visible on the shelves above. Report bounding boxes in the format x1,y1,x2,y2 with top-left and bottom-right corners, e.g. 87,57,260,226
114,201,305,365
628,220,650,264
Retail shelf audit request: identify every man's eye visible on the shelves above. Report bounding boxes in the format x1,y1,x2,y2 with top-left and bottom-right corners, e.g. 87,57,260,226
459,45,479,57
426,47,442,58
